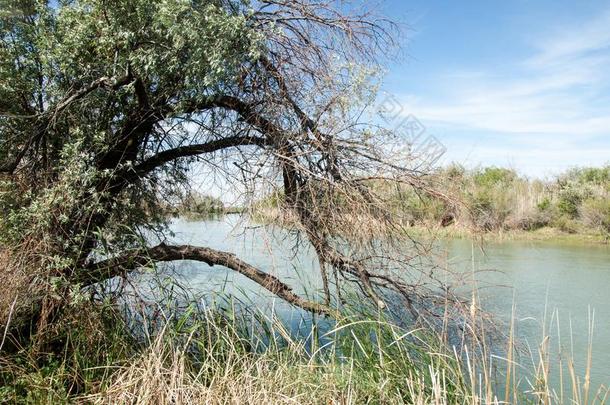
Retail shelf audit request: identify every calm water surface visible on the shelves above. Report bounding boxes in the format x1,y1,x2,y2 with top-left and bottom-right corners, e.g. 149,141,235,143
163,216,610,389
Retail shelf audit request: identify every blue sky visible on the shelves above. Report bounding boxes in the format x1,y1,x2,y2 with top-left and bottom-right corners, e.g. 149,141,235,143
378,0,610,177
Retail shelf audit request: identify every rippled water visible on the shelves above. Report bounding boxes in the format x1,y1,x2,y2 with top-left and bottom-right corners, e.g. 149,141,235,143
162,216,610,389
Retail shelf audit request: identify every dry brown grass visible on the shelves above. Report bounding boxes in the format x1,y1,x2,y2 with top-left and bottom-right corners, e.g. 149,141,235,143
75,307,610,405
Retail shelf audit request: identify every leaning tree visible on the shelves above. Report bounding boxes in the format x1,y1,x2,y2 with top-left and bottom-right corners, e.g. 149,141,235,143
0,0,460,339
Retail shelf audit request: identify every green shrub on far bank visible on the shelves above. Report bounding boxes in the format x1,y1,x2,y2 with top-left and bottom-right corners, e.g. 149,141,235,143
248,164,610,239
174,193,226,219
565,166,610,186
556,187,584,218
382,164,610,238
580,198,610,235
465,165,609,236
473,167,516,188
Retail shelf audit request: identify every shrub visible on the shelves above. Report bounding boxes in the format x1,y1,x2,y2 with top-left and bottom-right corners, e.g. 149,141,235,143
537,198,551,212
179,193,225,218
510,209,552,231
557,188,582,218
442,164,466,181
552,215,579,234
406,195,449,223
468,190,508,231
473,167,516,188
580,198,610,234
572,166,610,185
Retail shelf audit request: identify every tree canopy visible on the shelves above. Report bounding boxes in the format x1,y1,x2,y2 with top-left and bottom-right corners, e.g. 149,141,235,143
0,0,459,336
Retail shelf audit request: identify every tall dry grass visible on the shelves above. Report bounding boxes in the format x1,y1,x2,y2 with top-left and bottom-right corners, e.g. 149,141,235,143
73,301,609,405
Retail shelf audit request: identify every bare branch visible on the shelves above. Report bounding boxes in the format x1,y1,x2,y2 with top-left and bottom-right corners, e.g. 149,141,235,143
130,135,272,179
81,243,334,316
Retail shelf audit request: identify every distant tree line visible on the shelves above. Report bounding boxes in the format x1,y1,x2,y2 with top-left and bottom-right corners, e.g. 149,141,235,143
254,165,610,237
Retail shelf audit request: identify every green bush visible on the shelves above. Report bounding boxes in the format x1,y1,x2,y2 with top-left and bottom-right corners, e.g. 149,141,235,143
571,166,610,185
557,188,582,218
537,198,551,212
442,164,466,180
468,190,507,231
400,193,449,223
551,215,580,234
580,198,610,234
250,165,610,237
178,193,225,218
473,167,516,188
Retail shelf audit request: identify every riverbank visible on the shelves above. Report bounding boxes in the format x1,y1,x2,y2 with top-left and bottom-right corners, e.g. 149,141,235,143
2,297,607,404
244,207,610,245
394,165,610,238
245,165,610,244
3,216,610,403
405,224,610,244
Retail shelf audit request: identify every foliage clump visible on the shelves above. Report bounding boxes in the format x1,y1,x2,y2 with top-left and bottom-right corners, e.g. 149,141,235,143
347,164,610,238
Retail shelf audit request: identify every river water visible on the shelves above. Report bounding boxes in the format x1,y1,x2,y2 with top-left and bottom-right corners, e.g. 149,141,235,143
161,216,610,390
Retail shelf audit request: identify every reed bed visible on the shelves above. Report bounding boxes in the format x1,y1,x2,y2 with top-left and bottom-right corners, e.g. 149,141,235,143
1,290,606,404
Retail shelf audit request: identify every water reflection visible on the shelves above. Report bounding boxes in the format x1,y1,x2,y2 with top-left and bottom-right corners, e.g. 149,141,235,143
148,215,610,389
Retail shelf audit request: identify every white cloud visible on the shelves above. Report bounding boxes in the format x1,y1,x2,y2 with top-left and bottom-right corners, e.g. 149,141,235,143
396,8,610,175
402,59,610,136
528,8,610,67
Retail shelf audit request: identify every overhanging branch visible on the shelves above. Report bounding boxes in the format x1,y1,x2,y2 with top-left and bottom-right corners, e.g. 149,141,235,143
184,95,285,140
130,135,271,179
81,243,334,316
